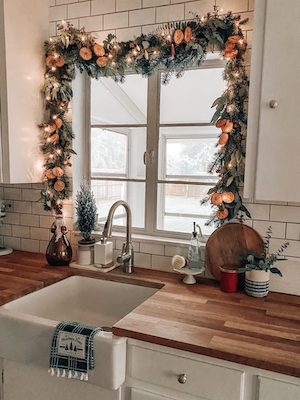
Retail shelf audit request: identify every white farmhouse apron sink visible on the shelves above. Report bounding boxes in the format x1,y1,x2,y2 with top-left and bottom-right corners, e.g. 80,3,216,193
0,276,158,390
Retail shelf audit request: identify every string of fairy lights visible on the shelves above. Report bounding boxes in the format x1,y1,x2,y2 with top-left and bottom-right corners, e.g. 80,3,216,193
40,9,250,224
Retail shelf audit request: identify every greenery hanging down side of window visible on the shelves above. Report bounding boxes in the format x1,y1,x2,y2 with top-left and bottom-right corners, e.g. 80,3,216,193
40,10,250,225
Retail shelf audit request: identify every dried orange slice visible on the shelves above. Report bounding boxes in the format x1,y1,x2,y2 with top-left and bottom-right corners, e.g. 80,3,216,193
45,169,55,180
216,119,228,129
96,56,108,67
93,43,105,57
216,208,229,219
52,167,64,178
54,179,65,192
173,29,184,45
50,133,59,144
54,118,63,129
227,35,241,44
211,193,223,206
56,55,65,67
79,47,92,61
222,191,235,204
218,133,229,145
222,121,233,133
184,26,192,42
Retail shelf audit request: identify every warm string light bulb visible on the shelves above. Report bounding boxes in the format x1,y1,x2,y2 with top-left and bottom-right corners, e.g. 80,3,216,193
132,49,138,56
51,67,57,72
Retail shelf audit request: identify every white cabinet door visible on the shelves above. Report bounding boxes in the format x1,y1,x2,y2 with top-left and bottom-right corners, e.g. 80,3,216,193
130,388,176,400
3,360,120,400
0,0,48,183
258,376,300,400
245,0,300,202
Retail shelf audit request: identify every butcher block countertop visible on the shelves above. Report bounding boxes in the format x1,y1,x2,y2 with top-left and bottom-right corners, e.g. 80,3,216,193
0,251,299,378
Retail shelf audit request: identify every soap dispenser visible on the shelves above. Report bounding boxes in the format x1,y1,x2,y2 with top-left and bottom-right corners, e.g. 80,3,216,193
187,222,204,272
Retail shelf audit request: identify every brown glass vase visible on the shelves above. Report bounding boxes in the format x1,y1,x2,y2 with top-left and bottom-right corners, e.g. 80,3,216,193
46,213,72,266
46,234,72,266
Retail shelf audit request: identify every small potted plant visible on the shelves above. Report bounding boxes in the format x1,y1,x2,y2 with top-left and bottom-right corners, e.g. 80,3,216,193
238,227,289,297
75,182,97,266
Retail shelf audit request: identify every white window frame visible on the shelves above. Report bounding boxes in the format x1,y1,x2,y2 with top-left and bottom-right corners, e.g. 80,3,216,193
88,59,225,240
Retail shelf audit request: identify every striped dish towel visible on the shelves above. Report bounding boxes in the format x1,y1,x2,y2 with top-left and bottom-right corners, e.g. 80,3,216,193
49,321,103,381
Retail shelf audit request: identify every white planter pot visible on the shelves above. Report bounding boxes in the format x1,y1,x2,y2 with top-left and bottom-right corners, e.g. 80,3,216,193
245,270,270,297
77,243,94,266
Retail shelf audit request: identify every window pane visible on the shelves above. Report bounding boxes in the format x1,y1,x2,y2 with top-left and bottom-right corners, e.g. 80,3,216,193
91,128,127,176
157,183,214,235
158,126,218,182
91,75,148,124
91,180,145,228
91,127,146,179
160,68,225,124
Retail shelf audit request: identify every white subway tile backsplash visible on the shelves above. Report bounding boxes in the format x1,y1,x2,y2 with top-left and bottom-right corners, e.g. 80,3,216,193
270,205,300,223
252,221,286,239
80,15,103,31
12,225,30,238
4,213,20,225
151,255,173,272
20,214,39,227
129,8,155,26
269,239,299,258
116,26,141,41
21,239,40,253
141,23,159,34
22,189,41,202
140,242,164,255
4,187,22,200
49,22,57,36
286,224,300,241
244,203,270,220
13,201,32,214
50,5,67,21
164,245,188,257
68,1,91,19
117,0,141,12
185,0,215,19
218,0,248,13
39,215,55,228
104,11,128,29
156,4,184,22
134,252,151,268
143,0,169,6
0,224,12,236
4,236,21,250
91,0,116,15
30,227,50,241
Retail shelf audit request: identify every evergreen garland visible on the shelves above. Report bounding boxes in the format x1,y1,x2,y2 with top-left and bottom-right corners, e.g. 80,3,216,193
40,10,250,224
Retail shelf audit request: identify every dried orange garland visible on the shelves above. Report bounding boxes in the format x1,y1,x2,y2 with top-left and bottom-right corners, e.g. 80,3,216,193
40,12,250,224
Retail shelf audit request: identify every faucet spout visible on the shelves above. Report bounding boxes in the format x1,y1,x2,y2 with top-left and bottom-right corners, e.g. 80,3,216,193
102,200,134,273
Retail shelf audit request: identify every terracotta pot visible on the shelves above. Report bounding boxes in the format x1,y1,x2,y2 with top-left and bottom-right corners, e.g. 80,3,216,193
245,270,270,297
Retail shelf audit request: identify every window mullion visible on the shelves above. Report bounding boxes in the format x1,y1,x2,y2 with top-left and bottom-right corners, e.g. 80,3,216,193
144,71,160,235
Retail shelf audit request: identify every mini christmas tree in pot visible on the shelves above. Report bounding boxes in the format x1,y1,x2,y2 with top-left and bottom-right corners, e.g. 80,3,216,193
75,182,97,266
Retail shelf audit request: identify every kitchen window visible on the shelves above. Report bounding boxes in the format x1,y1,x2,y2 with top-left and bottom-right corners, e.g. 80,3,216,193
89,63,224,237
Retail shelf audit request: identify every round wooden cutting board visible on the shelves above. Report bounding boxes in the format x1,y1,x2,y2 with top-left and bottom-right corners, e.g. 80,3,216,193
205,222,265,281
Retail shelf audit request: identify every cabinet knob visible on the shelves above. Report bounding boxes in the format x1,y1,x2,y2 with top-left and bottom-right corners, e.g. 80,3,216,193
177,373,187,384
269,99,278,109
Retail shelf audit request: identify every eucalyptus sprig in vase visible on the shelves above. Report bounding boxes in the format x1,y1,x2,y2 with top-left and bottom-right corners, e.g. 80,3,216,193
238,227,289,297
75,182,97,266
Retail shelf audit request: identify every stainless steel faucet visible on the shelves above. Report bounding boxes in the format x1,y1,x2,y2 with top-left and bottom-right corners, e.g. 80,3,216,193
102,200,134,273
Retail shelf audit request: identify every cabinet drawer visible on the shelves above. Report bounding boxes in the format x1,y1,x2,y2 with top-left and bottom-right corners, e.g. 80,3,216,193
131,388,175,400
258,376,300,400
128,345,244,400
